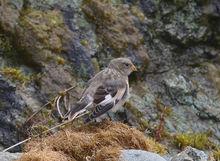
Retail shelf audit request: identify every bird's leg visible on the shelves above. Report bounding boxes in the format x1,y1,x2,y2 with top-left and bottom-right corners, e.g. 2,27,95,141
107,112,113,121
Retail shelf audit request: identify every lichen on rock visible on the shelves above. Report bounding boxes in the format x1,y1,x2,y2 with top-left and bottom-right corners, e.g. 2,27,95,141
82,0,149,70
16,8,72,66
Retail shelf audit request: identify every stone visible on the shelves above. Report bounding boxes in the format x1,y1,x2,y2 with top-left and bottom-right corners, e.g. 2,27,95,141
0,75,26,151
1,0,220,155
140,0,157,16
0,152,22,161
171,146,211,161
119,150,167,161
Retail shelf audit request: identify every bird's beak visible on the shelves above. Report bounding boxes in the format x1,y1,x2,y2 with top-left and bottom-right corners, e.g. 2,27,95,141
131,64,137,71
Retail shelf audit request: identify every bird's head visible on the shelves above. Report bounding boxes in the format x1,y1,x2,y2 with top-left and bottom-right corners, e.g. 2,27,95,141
108,58,137,76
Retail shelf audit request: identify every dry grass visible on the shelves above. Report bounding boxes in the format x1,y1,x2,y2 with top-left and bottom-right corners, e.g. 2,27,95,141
18,148,73,161
18,121,166,161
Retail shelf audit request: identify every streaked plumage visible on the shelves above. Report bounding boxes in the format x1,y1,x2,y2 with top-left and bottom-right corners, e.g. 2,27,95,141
67,58,137,122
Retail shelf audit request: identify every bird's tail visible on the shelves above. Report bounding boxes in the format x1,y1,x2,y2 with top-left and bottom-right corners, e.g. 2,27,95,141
65,101,91,121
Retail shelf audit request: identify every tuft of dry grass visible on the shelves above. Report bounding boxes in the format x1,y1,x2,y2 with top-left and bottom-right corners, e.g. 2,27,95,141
18,121,166,161
19,148,73,161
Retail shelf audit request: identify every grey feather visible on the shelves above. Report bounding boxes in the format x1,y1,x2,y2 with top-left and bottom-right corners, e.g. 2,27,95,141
67,58,135,122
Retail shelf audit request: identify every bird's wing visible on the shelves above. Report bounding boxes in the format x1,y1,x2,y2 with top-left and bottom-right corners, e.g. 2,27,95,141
67,68,127,121
84,79,127,122
67,96,93,120
66,70,108,120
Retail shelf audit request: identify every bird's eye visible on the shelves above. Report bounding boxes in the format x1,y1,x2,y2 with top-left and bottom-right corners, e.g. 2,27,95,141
124,63,130,67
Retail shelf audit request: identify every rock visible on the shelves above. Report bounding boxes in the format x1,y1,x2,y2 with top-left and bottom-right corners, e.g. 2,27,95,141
82,0,149,72
0,152,22,161
1,0,220,155
202,0,220,18
140,0,157,16
171,146,211,161
163,73,193,99
0,0,23,33
24,0,97,78
0,75,26,151
119,150,167,161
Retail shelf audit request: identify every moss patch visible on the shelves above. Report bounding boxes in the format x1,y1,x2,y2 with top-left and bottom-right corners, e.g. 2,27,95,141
19,121,166,161
82,0,144,54
0,34,12,53
14,8,72,66
130,5,145,22
213,149,220,161
0,0,21,33
19,9,64,53
0,67,30,84
56,56,65,65
124,101,149,131
173,132,211,150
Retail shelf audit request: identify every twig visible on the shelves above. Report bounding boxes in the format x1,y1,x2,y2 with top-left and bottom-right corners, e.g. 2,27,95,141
155,106,167,142
2,104,89,152
3,86,78,152
24,86,76,124
2,138,31,152
24,101,53,124
2,119,74,152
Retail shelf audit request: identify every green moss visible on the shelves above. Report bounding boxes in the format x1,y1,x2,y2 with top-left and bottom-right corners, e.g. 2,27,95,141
80,39,89,46
124,101,143,118
139,118,149,131
19,9,65,53
173,0,187,7
91,58,100,73
82,0,144,54
124,101,149,131
130,6,145,22
0,67,30,84
56,56,65,65
173,132,211,150
213,149,220,161
155,99,173,117
110,0,123,5
0,34,20,64
0,101,8,109
0,34,12,53
11,8,72,67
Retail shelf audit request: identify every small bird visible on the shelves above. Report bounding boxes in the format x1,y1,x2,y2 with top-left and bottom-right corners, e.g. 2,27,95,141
67,57,137,123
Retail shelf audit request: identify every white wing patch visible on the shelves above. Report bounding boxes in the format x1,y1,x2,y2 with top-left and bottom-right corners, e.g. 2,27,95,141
100,94,113,106
97,88,126,108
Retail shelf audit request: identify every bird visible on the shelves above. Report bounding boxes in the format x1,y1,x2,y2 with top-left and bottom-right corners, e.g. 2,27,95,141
65,57,137,123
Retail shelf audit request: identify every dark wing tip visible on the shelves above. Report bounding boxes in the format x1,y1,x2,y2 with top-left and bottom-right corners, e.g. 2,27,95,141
84,102,114,123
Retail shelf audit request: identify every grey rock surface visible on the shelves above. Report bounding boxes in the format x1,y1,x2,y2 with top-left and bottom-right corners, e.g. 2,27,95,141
126,0,220,147
0,75,26,152
119,150,167,161
0,152,22,161
0,0,220,155
171,146,211,161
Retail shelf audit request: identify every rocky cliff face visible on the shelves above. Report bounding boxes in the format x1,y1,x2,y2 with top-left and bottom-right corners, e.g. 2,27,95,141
0,0,219,157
